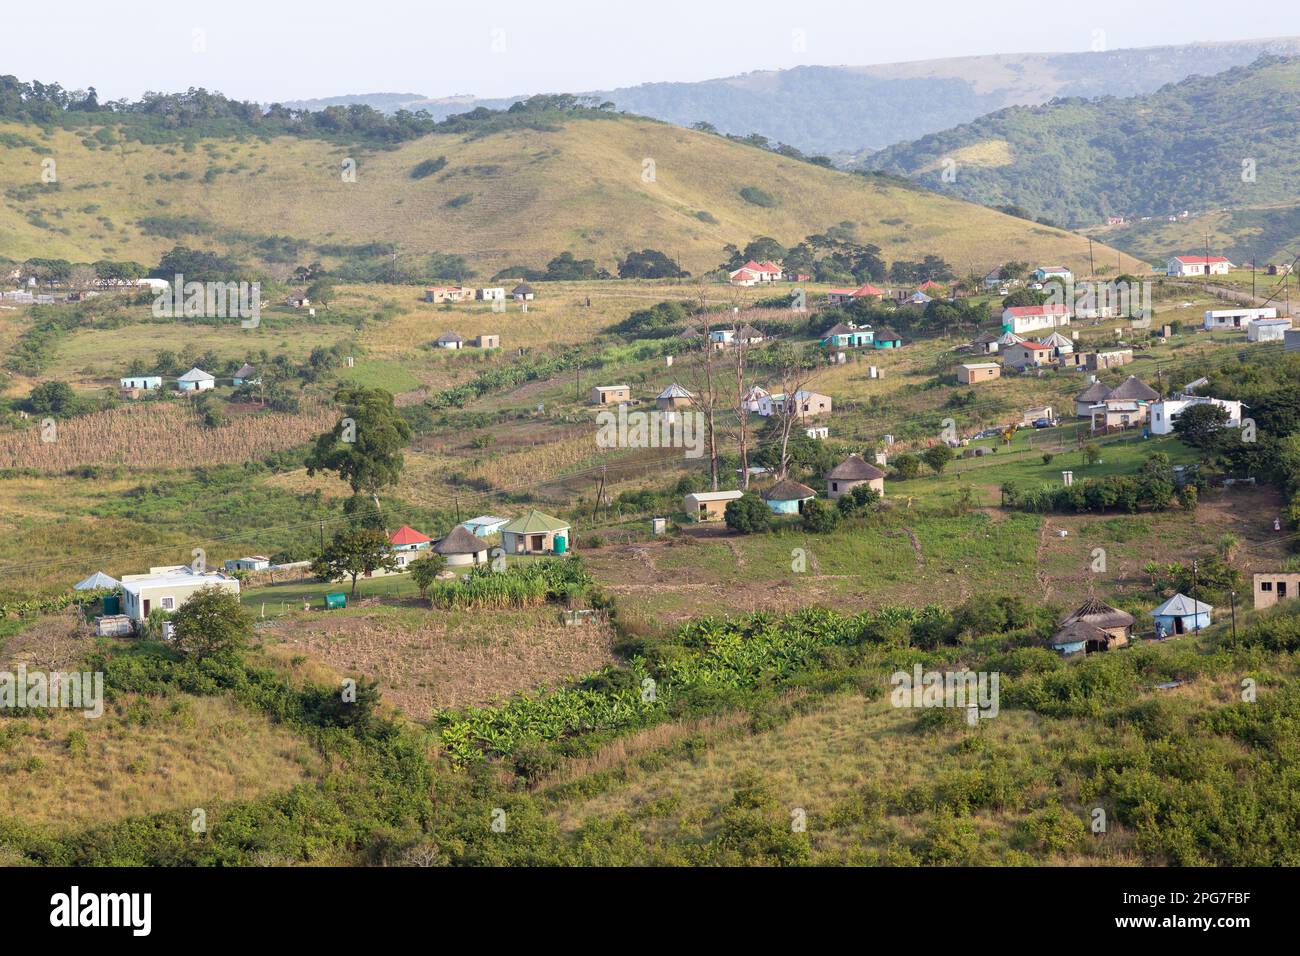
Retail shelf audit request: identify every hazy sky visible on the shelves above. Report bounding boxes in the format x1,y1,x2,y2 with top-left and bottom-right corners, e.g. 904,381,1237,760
8,1,1297,102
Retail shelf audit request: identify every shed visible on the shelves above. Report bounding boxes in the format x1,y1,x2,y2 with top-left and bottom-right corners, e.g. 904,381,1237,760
432,526,490,567
512,283,536,300
656,383,694,411
762,479,816,515
435,332,464,349
683,489,743,522
590,384,631,405
1150,593,1212,637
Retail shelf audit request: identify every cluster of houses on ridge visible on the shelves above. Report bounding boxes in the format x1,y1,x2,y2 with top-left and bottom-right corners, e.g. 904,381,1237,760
117,364,261,399
424,283,536,304
589,379,834,440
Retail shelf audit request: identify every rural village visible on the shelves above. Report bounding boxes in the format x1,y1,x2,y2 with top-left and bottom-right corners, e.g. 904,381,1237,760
4,22,1300,887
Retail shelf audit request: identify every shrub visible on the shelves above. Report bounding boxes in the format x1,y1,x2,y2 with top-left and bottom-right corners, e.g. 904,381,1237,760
801,498,838,533
725,493,772,534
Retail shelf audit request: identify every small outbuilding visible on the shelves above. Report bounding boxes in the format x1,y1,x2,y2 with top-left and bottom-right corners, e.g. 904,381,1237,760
656,383,694,411
1150,593,1212,637
683,489,743,522
512,283,536,301
435,332,464,350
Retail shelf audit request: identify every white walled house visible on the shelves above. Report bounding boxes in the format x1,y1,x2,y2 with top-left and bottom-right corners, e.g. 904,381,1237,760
1168,255,1232,277
1149,396,1245,435
120,375,162,391
1001,304,1071,335
477,287,506,302
1204,307,1277,330
120,567,240,622
176,367,215,391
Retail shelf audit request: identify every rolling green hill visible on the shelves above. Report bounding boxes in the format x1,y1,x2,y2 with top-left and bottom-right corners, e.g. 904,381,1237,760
0,109,1139,280
864,55,1300,236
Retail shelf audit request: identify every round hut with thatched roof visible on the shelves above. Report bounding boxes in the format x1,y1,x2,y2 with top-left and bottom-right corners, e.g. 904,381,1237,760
762,478,816,515
1050,598,1135,655
432,526,490,568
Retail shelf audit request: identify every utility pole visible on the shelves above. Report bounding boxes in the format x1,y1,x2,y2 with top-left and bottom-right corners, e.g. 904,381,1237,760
319,518,325,553
1087,237,1095,278
1230,590,1237,642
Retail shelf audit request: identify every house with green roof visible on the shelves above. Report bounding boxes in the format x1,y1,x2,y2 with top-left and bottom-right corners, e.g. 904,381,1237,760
500,509,572,555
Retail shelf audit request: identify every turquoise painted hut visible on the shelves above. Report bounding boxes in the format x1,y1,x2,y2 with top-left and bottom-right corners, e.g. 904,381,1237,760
1150,593,1212,637
762,479,816,516
872,327,902,349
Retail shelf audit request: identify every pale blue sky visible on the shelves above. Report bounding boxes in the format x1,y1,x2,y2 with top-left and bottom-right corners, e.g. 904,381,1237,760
7,0,1298,102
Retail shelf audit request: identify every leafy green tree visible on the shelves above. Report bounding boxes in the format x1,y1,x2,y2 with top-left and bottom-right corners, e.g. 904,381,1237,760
312,526,399,596
1173,402,1231,451
892,453,922,480
170,585,251,660
306,386,412,511
27,380,77,415
922,444,955,474
725,493,772,534
409,553,445,599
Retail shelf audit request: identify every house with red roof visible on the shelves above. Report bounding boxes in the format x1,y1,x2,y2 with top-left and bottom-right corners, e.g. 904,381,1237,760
1166,255,1233,277
387,525,432,569
826,283,885,306
728,260,783,285
1000,303,1071,335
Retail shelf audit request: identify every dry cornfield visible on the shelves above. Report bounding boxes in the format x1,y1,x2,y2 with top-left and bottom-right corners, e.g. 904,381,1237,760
0,402,336,471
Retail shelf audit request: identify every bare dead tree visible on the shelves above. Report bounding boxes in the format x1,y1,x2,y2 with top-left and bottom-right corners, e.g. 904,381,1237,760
767,341,822,481
680,336,724,490
729,336,754,490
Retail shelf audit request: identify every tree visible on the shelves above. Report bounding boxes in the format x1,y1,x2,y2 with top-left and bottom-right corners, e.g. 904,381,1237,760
305,387,412,511
409,553,445,599
306,277,338,306
725,493,772,534
27,380,78,415
922,444,955,474
170,585,252,660
312,526,399,596
1173,402,1231,451
617,249,687,280
761,340,821,480
893,454,922,480
680,335,725,490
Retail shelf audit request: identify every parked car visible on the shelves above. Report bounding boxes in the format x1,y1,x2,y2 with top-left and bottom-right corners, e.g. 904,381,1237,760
1032,418,1054,429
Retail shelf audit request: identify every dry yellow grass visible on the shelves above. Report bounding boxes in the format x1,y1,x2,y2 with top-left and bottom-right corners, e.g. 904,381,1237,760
0,693,322,833
0,117,1142,277
0,401,334,471
266,605,617,717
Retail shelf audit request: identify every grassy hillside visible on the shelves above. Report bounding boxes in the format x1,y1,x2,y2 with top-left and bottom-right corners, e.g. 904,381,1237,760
0,112,1139,278
865,55,1300,230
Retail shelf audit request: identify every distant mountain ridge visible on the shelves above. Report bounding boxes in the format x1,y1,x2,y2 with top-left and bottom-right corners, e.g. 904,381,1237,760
280,36,1300,155
863,54,1300,237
